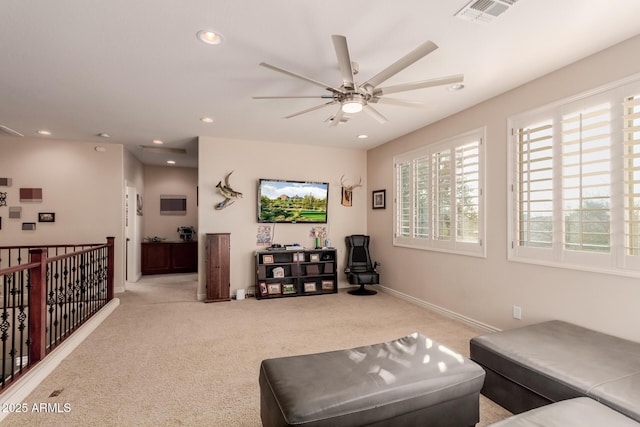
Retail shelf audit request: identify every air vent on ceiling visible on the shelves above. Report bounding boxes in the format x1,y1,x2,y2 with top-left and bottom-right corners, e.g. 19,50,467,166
140,146,187,155
455,0,519,23
0,125,24,137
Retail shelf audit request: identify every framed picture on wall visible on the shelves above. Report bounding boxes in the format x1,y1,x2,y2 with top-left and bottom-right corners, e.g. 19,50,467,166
160,194,186,215
372,189,386,209
38,212,55,222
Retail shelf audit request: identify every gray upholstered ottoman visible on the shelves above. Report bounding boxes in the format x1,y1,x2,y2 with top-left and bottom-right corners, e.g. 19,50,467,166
470,320,640,421
259,333,485,426
487,397,640,427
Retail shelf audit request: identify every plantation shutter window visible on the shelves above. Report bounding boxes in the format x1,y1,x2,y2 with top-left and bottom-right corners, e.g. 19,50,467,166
456,141,480,244
393,128,485,257
433,149,452,241
396,160,411,238
414,156,430,238
516,121,554,248
509,76,640,276
624,94,640,257
561,103,612,253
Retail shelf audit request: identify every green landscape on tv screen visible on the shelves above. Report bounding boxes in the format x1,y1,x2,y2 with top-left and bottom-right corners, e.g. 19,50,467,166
258,179,328,223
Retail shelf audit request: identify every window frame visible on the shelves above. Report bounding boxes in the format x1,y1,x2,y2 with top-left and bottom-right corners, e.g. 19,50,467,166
393,127,486,258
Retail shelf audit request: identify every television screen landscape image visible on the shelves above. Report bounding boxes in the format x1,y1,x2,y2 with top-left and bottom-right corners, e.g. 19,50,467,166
258,179,328,223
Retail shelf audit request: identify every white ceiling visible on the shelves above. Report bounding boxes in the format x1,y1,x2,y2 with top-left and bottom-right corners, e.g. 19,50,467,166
2,1,640,167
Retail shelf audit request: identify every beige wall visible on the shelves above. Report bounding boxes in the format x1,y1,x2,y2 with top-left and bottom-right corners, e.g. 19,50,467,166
0,137,125,291
197,137,367,300
142,165,198,240
367,34,640,341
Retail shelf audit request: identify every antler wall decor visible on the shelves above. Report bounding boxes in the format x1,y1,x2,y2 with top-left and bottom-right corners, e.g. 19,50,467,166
215,171,243,210
340,175,363,207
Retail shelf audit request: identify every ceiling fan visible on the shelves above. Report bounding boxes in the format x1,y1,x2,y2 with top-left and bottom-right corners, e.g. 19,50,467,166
254,35,463,126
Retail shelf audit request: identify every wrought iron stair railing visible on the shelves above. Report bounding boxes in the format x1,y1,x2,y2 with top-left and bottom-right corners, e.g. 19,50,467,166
0,237,115,391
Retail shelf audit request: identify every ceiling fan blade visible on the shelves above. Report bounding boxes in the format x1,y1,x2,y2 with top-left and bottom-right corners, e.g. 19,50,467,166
259,62,344,94
363,104,388,124
374,74,464,96
285,101,336,119
363,41,438,89
332,35,355,90
375,97,431,109
329,107,345,127
253,95,334,99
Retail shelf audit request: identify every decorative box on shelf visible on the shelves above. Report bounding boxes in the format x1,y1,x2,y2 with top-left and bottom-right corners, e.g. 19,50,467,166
255,248,337,300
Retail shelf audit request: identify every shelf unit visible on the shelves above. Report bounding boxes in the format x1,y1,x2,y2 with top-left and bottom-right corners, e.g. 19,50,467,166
255,248,337,299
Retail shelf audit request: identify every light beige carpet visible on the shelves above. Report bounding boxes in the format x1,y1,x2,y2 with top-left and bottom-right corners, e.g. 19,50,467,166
3,274,511,426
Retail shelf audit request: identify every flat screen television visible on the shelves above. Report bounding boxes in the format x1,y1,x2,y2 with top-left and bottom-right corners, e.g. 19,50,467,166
258,179,329,223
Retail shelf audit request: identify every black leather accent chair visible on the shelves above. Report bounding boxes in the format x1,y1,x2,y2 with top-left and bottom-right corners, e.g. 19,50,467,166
344,234,379,295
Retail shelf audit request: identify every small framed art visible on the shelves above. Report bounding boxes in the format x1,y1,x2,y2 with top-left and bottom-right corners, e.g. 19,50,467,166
272,267,285,278
310,253,320,262
263,254,274,264
304,282,317,293
321,280,334,291
38,212,55,222
267,283,281,295
259,281,268,297
372,189,386,209
282,284,296,294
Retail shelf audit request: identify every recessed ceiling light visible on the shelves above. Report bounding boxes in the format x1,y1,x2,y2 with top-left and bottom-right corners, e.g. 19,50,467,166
448,83,465,92
357,134,368,139
98,132,111,138
153,139,163,145
167,160,176,165
197,30,224,45
200,117,214,123
37,130,51,136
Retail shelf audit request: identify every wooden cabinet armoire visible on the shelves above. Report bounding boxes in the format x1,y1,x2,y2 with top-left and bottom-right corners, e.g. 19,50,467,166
205,233,231,303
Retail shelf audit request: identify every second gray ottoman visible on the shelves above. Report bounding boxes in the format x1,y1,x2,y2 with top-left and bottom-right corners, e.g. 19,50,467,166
488,397,640,427
259,332,485,426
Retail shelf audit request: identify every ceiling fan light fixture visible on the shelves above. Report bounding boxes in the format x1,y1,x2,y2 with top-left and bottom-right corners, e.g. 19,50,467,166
342,94,364,113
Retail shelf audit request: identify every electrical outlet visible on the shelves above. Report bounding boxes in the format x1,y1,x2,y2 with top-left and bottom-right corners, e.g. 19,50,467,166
513,306,522,320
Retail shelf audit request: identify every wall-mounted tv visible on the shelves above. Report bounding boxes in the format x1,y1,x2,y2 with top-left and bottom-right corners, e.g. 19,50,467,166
258,179,329,223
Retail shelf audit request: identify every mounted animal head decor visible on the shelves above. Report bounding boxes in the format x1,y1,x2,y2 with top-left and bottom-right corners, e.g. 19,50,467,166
215,171,243,210
340,175,362,207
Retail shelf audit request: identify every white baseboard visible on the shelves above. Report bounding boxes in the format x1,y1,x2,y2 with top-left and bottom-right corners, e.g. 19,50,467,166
378,285,501,334
0,298,120,422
